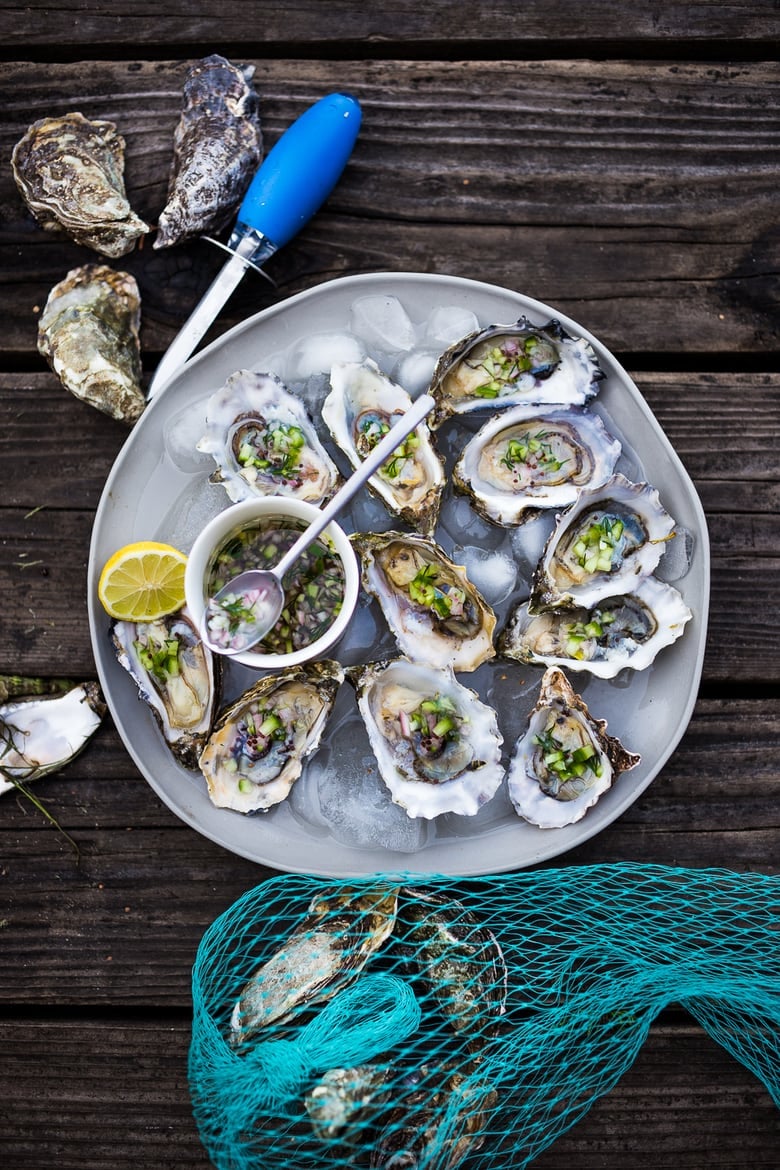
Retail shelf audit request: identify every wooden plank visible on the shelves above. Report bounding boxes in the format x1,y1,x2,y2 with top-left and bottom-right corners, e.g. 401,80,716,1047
1,59,777,358
0,1,778,49
0,1016,776,1169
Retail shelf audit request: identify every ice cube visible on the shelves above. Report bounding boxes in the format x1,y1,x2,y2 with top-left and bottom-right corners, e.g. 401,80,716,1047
287,331,366,382
317,753,428,853
510,514,555,572
156,478,227,553
423,304,480,345
350,295,417,353
163,397,213,473
452,545,518,606
438,494,506,550
391,349,439,396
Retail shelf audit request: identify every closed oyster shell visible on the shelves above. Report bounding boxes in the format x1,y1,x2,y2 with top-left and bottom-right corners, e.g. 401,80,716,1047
154,54,262,249
111,608,220,770
352,531,497,673
507,667,640,828
196,369,341,504
349,658,504,819
198,660,343,813
453,405,622,527
11,112,149,257
499,576,692,679
38,264,146,424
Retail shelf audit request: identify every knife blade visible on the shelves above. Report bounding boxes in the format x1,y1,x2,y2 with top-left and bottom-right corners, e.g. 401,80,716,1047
147,91,362,398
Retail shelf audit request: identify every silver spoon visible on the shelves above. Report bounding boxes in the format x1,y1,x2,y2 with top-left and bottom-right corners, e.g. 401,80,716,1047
201,391,436,655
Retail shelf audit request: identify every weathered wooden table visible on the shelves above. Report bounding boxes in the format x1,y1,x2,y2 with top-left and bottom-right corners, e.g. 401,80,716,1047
1,5,778,1167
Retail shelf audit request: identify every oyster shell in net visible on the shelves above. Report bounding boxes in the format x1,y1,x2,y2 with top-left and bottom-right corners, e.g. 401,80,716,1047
323,359,445,536
112,608,220,770
499,576,692,679
507,667,640,828
349,658,504,819
196,369,341,504
11,112,149,257
38,264,146,424
352,531,497,673
198,660,343,814
154,54,262,249
429,317,604,427
453,404,622,527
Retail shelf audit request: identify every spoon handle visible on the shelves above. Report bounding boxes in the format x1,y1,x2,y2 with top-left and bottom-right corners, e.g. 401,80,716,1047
273,392,436,579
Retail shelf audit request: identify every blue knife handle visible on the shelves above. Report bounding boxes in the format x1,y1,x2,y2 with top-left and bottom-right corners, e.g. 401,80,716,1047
236,92,361,248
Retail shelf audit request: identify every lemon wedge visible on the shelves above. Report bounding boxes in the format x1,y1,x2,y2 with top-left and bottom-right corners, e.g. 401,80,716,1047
97,541,188,621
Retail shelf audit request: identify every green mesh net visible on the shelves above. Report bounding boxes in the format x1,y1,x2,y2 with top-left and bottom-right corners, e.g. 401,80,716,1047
189,864,780,1169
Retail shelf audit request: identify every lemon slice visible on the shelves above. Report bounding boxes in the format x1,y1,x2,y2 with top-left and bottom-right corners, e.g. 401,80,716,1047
98,541,188,621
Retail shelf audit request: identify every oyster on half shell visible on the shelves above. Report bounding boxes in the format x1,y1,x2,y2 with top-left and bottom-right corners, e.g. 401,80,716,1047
323,359,445,536
198,660,343,813
499,576,692,679
453,405,622,527
112,608,219,769
349,659,504,819
508,667,640,828
38,264,146,424
530,473,677,612
352,531,497,673
155,55,262,249
197,369,341,504
12,112,149,257
429,317,604,427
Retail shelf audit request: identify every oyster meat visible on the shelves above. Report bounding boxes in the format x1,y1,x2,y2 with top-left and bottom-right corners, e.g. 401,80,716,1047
155,54,262,249
38,264,146,424
11,112,149,257
507,667,640,828
0,682,105,792
323,359,445,535
530,473,677,612
499,576,692,678
352,531,497,673
429,317,604,427
453,405,622,527
198,660,343,813
112,608,219,770
349,659,504,819
197,369,341,504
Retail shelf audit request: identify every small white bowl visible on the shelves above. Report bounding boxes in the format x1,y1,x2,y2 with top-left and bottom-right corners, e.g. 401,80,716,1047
184,496,360,669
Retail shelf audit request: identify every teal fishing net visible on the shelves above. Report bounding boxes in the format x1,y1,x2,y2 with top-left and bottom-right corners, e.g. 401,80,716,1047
189,864,780,1170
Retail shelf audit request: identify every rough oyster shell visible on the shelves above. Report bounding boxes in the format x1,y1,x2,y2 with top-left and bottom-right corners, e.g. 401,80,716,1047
352,531,497,673
429,317,604,427
198,659,343,813
11,112,149,257
530,473,677,612
349,658,504,819
323,359,445,536
112,608,220,770
38,263,146,424
0,681,105,792
507,667,640,828
453,405,622,527
154,54,262,249
499,576,692,678
196,369,341,504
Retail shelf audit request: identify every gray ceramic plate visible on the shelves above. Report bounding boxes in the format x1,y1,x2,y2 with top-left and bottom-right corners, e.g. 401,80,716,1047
87,273,709,876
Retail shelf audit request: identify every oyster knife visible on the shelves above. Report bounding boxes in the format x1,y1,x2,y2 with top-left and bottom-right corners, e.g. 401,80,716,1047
147,92,362,398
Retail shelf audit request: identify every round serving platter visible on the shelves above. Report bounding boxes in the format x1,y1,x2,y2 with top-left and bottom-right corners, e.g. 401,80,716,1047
87,272,710,876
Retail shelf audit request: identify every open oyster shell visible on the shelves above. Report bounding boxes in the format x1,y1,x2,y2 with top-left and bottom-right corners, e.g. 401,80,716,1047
323,359,445,536
352,531,497,673
499,576,692,679
38,264,146,424
453,405,622,527
530,473,677,612
11,112,149,257
0,682,105,791
197,369,341,504
349,658,504,819
429,317,604,427
154,54,262,249
507,667,640,828
198,660,343,813
112,608,220,770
